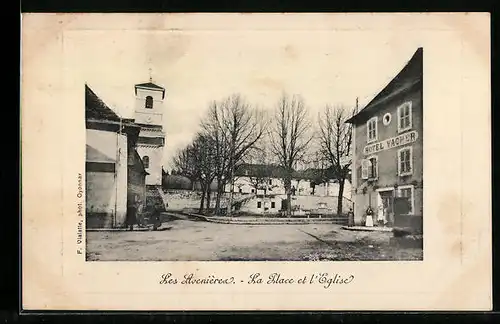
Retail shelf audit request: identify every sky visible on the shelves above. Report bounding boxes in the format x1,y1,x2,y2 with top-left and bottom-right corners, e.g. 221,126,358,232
72,28,424,170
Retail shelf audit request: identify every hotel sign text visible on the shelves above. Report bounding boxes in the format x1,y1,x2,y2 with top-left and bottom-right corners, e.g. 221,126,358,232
363,130,418,155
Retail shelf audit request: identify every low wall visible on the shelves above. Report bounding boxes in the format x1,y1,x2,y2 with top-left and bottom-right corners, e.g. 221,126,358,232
162,189,353,215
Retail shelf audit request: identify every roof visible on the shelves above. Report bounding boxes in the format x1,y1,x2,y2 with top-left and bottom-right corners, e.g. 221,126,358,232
346,47,423,125
85,84,121,122
134,81,166,99
234,163,286,178
85,84,145,141
235,164,337,181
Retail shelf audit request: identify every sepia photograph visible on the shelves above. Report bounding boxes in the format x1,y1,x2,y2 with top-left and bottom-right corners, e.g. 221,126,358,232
84,32,423,262
21,13,491,311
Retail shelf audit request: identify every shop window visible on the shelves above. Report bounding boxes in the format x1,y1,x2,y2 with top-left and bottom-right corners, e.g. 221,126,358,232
398,147,413,176
397,101,412,132
367,116,378,143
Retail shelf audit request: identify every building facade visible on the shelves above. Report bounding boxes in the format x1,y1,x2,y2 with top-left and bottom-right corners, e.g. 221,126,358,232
134,81,166,186
85,85,148,228
346,48,423,231
223,163,353,215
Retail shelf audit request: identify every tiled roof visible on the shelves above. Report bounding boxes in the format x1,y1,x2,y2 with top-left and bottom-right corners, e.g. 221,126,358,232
234,163,286,178
346,47,423,124
85,84,121,122
235,164,336,181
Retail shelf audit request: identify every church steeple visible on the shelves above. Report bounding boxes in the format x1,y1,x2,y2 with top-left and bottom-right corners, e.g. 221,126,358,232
133,71,166,186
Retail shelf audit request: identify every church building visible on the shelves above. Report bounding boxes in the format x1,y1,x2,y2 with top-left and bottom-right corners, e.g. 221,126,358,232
85,84,148,228
85,77,168,229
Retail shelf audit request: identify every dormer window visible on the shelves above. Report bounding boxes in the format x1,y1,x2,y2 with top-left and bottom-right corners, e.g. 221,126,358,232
145,96,153,109
367,117,378,143
397,101,412,133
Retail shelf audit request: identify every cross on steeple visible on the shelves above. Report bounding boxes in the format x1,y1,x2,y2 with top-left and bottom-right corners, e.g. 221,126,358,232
148,67,153,82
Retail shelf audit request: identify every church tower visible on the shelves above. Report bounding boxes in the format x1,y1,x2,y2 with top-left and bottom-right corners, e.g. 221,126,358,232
133,79,166,186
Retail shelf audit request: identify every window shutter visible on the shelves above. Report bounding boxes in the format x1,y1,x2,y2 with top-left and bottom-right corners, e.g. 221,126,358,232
371,158,378,178
361,159,370,180
397,151,402,175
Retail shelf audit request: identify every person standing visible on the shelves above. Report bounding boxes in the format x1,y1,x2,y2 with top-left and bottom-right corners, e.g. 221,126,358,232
136,196,145,227
347,207,355,227
126,195,138,231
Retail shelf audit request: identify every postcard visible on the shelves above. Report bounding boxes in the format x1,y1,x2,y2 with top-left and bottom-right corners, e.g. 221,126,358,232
21,12,491,311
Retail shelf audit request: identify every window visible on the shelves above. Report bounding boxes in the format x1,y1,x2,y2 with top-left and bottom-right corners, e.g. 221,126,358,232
367,156,378,179
397,101,412,132
383,113,392,126
271,202,276,209
142,156,150,168
239,188,242,193
257,201,262,208
398,186,414,214
398,147,413,176
361,159,370,180
268,179,272,185
145,96,153,109
251,189,255,193
361,157,378,180
367,117,378,143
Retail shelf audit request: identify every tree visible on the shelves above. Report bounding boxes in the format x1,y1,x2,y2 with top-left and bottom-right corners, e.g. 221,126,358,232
318,104,356,216
244,145,276,195
190,133,217,214
201,94,266,216
173,134,217,214
172,146,198,191
200,100,231,215
268,93,313,217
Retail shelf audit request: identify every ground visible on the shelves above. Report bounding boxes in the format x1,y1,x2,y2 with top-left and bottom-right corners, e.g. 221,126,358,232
86,220,423,261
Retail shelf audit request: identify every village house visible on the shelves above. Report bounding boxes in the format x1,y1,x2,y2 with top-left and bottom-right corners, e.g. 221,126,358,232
346,47,423,231
85,84,148,228
224,163,353,215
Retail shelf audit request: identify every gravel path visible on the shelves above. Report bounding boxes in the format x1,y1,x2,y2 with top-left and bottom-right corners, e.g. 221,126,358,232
86,220,422,261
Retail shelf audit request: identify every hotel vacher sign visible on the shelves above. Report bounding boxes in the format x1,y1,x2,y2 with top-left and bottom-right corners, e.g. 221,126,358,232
363,130,418,155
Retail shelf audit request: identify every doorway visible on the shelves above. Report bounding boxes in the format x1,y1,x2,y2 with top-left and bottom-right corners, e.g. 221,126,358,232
376,188,394,226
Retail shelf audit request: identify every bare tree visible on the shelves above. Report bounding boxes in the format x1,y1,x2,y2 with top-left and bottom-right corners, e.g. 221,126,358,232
244,145,273,195
172,146,199,191
201,94,267,216
318,104,356,216
200,100,231,215
184,133,217,214
268,93,313,217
